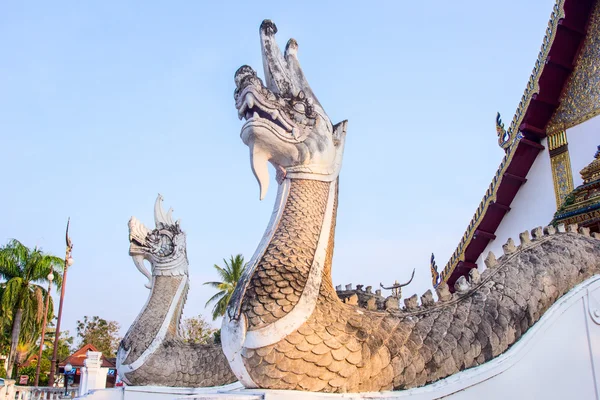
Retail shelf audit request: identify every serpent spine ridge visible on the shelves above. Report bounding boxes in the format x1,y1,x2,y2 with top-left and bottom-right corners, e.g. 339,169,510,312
222,20,600,393
116,195,236,387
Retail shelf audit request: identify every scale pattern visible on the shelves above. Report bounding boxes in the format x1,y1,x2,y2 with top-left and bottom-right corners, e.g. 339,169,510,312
120,276,237,386
125,341,235,387
238,179,600,392
242,179,329,329
122,277,179,365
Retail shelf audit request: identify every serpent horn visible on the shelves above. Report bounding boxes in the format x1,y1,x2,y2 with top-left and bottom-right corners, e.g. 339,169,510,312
154,194,174,227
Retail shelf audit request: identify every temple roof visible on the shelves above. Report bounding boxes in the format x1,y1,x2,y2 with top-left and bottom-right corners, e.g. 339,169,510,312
439,0,596,289
60,344,116,368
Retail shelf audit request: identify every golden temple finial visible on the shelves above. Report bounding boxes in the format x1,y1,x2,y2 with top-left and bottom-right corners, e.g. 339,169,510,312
580,146,600,184
496,112,510,151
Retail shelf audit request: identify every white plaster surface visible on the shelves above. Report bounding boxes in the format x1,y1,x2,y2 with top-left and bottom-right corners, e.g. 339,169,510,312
475,137,555,269
79,276,600,399
79,351,109,397
567,114,600,187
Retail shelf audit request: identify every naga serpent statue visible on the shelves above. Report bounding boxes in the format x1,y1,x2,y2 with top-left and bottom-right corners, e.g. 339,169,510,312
116,195,236,387
221,20,600,393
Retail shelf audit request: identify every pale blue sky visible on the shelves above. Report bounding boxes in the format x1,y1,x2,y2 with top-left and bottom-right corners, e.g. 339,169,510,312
1,0,555,341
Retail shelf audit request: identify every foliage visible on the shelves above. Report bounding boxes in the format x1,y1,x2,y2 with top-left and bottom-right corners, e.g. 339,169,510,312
213,329,221,345
15,365,35,385
179,315,216,344
18,357,51,386
203,254,247,320
19,330,73,384
0,239,63,377
76,316,121,357
45,329,74,362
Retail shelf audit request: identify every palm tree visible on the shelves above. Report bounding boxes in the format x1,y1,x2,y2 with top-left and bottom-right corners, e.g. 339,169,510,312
203,254,247,320
0,239,63,378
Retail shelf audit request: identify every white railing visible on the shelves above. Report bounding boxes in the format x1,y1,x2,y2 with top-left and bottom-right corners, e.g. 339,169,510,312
6,385,78,400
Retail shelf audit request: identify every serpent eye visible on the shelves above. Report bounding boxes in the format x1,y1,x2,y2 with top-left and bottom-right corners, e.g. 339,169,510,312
157,235,174,256
293,102,306,114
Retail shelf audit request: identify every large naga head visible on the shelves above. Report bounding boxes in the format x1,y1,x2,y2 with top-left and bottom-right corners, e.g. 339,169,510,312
128,195,188,288
235,20,347,200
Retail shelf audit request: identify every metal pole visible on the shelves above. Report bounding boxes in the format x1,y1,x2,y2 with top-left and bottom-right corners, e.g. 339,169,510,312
64,372,68,396
33,268,53,386
48,219,73,387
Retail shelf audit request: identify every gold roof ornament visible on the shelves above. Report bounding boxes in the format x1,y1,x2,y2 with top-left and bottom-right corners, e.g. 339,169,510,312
552,145,600,229
580,146,600,184
496,112,511,151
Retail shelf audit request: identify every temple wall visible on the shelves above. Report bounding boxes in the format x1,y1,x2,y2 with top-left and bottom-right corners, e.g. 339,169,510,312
567,114,600,187
475,137,555,269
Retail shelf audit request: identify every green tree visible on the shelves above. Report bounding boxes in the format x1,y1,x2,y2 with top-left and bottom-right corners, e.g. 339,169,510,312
0,239,63,378
180,315,216,344
29,330,74,386
76,316,121,357
44,329,74,362
203,254,247,320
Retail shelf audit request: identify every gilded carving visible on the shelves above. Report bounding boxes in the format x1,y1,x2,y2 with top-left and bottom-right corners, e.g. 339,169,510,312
551,150,575,207
548,130,569,151
553,146,600,228
547,0,600,133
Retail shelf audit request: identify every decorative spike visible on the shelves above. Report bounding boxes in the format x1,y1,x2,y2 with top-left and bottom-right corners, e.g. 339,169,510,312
436,282,452,302
502,238,517,255
454,276,471,293
484,251,498,269
531,226,544,239
544,225,557,235
567,223,579,233
365,286,372,294
557,224,566,233
421,290,434,307
404,294,418,311
344,294,358,306
356,284,364,291
519,230,531,246
335,285,342,291
592,232,600,240
384,296,399,310
375,289,382,296
345,284,352,291
469,268,481,284
366,297,377,311
579,227,591,236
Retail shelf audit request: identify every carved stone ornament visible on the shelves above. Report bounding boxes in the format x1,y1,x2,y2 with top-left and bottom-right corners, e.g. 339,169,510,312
220,20,600,394
116,195,236,387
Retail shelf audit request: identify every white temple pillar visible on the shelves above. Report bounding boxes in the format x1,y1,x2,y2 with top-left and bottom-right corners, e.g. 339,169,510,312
78,351,108,397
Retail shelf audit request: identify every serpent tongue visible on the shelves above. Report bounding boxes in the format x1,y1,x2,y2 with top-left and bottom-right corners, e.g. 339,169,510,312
250,140,270,200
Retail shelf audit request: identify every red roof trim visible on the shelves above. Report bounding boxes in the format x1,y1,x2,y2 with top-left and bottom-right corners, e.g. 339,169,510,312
60,344,116,368
441,0,595,290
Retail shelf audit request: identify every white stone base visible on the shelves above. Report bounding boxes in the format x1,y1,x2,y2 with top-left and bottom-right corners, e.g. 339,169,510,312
80,276,600,400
